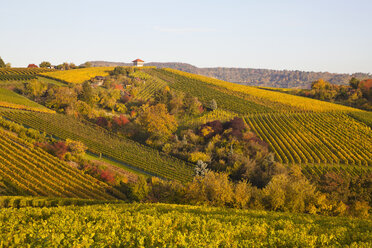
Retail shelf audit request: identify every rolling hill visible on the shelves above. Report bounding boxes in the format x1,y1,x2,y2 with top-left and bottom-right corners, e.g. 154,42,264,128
0,66,370,192
88,61,372,88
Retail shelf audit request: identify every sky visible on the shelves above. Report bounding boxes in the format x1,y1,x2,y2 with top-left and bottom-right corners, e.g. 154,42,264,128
1,0,371,74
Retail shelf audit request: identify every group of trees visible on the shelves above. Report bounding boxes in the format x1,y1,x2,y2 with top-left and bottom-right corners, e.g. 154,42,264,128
0,57,11,68
296,78,372,110
114,161,370,217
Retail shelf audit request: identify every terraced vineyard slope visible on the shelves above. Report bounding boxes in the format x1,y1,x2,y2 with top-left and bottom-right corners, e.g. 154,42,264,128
0,68,53,81
0,110,194,183
143,68,372,172
160,68,361,112
0,128,123,200
245,112,372,165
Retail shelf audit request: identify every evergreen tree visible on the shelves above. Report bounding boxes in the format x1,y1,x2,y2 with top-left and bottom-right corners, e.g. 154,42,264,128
0,57,5,68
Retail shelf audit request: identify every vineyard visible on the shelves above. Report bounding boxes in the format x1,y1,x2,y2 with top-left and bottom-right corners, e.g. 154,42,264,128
40,67,115,84
245,112,372,166
0,128,123,200
0,88,55,113
0,68,53,81
0,110,194,183
145,68,277,114
130,70,167,100
0,203,370,247
135,68,372,178
0,196,120,208
161,68,361,112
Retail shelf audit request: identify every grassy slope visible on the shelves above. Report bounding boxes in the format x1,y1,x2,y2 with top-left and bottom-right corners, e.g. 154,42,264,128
40,67,115,84
36,76,67,86
0,203,370,247
0,88,55,113
0,88,46,108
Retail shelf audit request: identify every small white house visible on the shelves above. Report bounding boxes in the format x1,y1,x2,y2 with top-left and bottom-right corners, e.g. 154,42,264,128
132,59,144,67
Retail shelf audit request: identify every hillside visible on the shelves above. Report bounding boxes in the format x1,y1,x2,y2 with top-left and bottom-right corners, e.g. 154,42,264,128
88,61,372,88
0,127,123,200
0,109,194,183
1,67,370,180
0,88,55,113
1,203,371,247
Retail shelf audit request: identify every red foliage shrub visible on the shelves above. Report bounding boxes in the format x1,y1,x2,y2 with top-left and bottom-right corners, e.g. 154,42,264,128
359,79,372,91
100,169,116,184
121,94,132,103
96,117,109,127
198,120,223,138
198,105,204,113
114,84,124,91
52,142,68,159
224,117,246,139
35,141,68,159
113,115,130,127
27,64,38,68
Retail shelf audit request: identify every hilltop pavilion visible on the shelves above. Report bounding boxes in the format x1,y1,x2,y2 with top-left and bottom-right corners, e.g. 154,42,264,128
132,59,144,67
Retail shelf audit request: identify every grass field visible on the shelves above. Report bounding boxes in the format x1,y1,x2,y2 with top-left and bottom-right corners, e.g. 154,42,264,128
0,203,370,247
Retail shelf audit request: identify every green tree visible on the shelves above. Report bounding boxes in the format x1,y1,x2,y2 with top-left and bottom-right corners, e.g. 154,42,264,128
25,80,47,98
46,87,77,110
80,81,95,106
0,57,5,68
210,99,218,110
39,61,51,68
82,62,92,68
349,77,360,89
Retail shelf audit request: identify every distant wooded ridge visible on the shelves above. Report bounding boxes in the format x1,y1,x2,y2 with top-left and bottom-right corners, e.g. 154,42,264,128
87,61,371,89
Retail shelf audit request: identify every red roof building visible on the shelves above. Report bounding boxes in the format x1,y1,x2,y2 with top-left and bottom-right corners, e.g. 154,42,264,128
132,59,144,67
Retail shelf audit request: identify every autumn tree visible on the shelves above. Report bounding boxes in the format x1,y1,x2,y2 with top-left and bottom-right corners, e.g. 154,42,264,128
311,79,331,90
186,171,234,207
136,103,178,144
65,139,87,156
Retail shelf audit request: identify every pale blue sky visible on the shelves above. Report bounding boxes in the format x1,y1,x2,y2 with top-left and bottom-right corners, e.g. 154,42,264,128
1,0,371,73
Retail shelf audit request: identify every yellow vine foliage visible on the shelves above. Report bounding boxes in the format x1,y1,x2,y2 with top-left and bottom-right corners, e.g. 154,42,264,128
164,68,362,112
40,67,115,84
